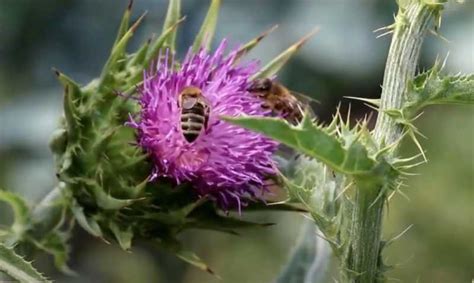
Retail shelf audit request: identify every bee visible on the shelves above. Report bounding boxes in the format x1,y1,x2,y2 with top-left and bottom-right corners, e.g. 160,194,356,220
178,86,210,143
247,78,316,125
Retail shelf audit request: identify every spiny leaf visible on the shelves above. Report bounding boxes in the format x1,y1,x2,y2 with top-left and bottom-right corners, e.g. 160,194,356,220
0,190,30,236
162,0,181,52
192,0,221,52
251,27,320,80
224,114,375,175
0,244,51,283
32,232,76,276
404,64,474,117
234,25,278,62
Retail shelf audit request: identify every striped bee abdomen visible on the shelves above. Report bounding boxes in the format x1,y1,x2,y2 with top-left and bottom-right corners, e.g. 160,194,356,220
178,86,210,143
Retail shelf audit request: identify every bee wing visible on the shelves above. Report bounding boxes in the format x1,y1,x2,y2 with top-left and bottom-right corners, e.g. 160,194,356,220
290,90,320,105
181,97,198,109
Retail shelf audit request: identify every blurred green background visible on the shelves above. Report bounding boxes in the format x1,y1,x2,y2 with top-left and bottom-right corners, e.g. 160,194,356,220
0,0,472,282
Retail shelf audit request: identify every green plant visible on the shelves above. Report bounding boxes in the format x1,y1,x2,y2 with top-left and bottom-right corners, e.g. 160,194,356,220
227,0,473,282
0,0,472,282
0,0,309,281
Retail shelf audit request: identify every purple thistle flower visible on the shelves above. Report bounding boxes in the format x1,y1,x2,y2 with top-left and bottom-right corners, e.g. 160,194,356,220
128,40,279,210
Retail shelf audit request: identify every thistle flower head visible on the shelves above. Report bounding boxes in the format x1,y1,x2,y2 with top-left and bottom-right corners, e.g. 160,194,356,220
129,40,279,209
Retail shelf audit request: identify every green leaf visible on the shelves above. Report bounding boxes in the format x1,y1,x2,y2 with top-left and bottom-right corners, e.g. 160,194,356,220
0,190,30,237
162,0,181,52
251,27,319,80
32,232,76,276
0,244,51,283
223,114,375,175
192,0,221,52
405,64,474,117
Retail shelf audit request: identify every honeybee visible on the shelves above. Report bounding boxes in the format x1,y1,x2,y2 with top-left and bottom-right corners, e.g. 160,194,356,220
178,86,210,143
247,78,316,125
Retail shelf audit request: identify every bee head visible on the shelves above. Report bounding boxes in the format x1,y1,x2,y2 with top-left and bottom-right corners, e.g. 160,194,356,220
180,86,202,97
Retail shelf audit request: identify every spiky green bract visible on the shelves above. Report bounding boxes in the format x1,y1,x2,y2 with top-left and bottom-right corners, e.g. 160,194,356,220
251,27,319,80
192,0,221,52
0,244,50,283
233,25,278,62
162,0,181,52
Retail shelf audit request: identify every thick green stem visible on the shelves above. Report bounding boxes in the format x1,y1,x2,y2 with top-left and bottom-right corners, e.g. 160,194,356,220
374,2,435,145
343,183,385,282
343,2,438,282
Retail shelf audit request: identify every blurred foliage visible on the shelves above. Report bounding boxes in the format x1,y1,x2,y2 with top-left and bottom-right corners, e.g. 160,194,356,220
385,106,473,283
0,0,472,282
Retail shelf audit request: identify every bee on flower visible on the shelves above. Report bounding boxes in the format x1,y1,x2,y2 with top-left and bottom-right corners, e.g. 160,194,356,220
128,41,280,210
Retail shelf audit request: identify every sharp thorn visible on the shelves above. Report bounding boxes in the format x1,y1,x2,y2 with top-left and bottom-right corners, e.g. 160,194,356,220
127,0,134,11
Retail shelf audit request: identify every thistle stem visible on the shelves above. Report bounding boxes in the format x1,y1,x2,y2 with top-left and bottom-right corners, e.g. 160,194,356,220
374,2,435,145
342,2,438,282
